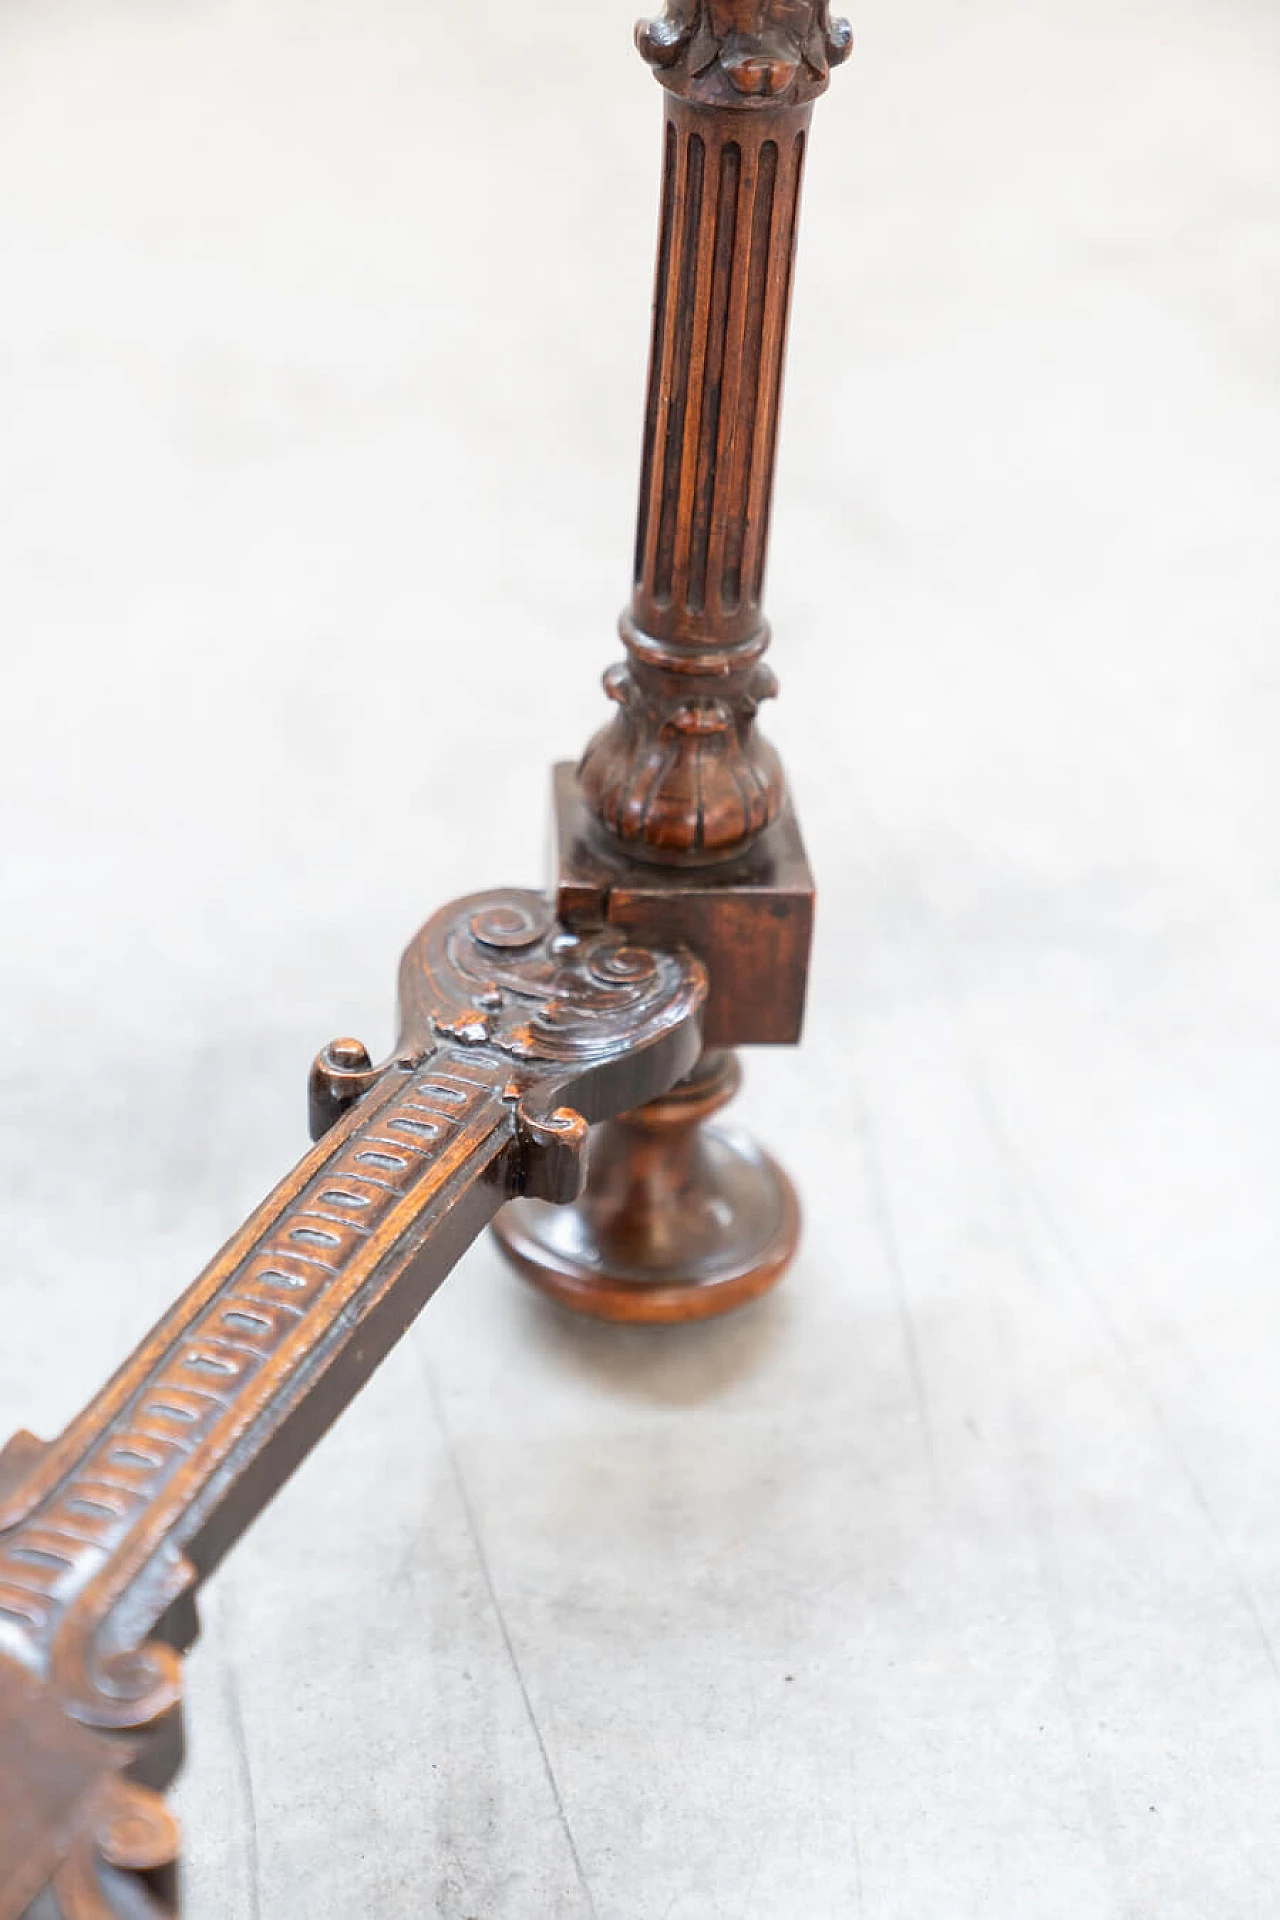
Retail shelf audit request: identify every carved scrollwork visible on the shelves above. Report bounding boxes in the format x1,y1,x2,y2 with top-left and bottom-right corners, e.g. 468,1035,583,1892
400,889,703,1079
636,0,852,106
0,891,705,1918
44,1777,179,1919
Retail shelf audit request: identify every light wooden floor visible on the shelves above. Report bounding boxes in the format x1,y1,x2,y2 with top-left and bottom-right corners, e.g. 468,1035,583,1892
1,1,1278,1914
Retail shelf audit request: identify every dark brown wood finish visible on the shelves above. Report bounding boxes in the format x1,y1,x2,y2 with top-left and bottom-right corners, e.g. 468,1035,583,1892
0,896,705,1918
578,0,849,865
496,1048,800,1323
2,3,850,1903
495,0,848,1322
549,761,813,1050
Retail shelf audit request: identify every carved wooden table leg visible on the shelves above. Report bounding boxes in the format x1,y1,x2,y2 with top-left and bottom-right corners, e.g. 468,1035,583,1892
493,1,850,1322
0,8,854,1907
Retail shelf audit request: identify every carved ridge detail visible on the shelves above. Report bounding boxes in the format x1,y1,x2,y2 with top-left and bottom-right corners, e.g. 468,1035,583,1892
0,891,705,1918
578,627,784,861
632,119,806,644
636,1,852,107
583,72,817,862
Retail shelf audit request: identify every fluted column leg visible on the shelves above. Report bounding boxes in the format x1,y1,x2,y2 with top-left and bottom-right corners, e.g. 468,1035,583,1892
578,3,849,866
494,3,850,1321
633,102,807,645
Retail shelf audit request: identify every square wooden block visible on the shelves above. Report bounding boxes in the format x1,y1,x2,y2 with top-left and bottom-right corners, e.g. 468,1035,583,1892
550,763,815,1049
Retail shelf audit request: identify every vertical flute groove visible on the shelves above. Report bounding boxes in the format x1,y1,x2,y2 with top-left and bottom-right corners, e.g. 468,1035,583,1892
634,120,677,589
586,74,828,862
746,128,806,607
686,140,741,615
671,130,728,608
720,137,777,617
631,111,808,647
653,132,705,605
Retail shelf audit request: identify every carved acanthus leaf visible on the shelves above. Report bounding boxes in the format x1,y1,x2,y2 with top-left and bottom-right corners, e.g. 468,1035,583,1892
578,646,784,862
636,1,852,106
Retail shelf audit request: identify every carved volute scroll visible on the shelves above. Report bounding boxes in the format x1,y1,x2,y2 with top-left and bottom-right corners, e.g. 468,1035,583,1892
576,3,850,863
0,892,705,1920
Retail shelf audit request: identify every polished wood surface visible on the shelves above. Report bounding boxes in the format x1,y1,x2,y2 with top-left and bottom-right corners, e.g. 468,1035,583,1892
579,2,850,865
2,2,848,1907
0,898,705,1917
498,0,847,1321
493,1049,799,1322
4,0,1271,1909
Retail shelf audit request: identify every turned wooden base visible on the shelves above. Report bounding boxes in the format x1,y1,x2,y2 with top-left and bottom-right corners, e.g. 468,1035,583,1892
492,1051,799,1323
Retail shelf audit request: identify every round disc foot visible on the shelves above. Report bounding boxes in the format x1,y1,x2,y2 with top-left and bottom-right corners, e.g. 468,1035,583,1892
492,1053,800,1323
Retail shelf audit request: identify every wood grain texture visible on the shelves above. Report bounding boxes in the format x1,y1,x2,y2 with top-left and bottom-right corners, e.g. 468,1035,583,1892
579,3,849,864
0,896,705,1916
541,2,844,1321
2,0,1278,1915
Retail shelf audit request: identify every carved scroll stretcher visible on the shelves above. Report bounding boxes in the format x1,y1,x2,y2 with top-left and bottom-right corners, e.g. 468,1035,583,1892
0,892,705,1919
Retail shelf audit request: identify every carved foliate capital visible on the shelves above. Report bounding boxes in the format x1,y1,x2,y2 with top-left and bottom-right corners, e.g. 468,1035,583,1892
577,627,784,863
636,0,852,107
